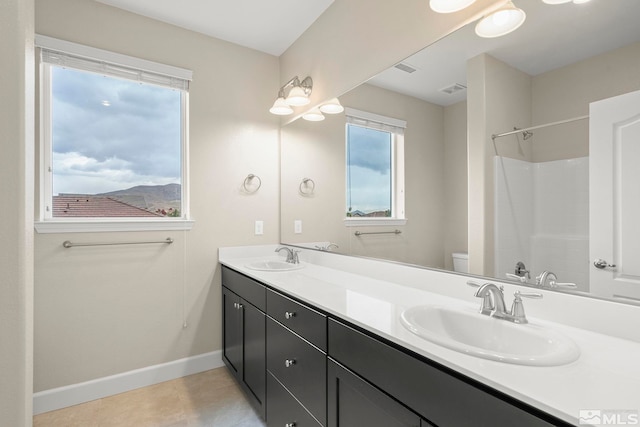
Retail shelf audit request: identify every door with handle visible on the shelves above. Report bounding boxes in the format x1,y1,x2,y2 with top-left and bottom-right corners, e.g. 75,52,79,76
590,89,640,301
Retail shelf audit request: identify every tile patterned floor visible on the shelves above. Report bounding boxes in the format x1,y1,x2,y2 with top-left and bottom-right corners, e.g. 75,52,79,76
33,367,267,427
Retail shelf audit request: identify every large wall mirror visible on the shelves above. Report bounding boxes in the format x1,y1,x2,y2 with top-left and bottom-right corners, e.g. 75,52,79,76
281,0,640,305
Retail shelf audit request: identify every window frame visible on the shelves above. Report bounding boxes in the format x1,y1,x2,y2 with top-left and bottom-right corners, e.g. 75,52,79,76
343,108,407,227
34,35,193,233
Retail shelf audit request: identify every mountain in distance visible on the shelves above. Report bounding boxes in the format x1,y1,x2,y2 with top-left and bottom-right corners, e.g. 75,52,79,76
99,183,181,213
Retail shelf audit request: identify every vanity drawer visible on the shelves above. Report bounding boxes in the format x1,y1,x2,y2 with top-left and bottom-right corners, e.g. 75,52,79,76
328,319,566,427
267,371,322,427
267,289,327,351
222,266,266,311
267,317,326,425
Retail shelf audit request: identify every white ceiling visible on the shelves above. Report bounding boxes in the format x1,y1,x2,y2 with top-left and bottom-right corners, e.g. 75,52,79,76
96,0,640,104
368,0,640,106
95,0,334,56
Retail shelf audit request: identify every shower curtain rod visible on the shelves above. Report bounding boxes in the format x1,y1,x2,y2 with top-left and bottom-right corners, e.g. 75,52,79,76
491,114,589,141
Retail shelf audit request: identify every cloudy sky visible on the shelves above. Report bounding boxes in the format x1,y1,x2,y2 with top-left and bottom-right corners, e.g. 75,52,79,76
346,124,392,214
51,66,181,195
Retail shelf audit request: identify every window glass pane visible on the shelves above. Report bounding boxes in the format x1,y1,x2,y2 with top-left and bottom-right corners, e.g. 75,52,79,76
50,66,182,218
346,124,392,217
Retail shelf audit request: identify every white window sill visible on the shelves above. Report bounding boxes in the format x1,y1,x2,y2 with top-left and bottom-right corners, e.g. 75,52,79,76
35,219,195,234
343,218,407,227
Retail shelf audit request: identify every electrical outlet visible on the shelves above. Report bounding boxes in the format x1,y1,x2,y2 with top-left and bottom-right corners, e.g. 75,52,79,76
255,220,264,235
294,220,302,234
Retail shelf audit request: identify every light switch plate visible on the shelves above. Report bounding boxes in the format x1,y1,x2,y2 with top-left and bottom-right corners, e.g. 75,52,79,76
255,220,264,235
294,220,302,234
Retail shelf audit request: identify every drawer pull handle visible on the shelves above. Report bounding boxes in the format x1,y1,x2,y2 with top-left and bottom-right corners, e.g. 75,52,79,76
233,303,243,310
285,359,296,368
285,423,296,427
285,311,296,319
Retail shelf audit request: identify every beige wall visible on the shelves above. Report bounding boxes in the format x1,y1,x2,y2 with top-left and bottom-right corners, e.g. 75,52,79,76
532,41,640,162
0,0,35,425
34,0,280,391
465,43,640,278
443,101,468,270
13,0,508,406
467,54,531,277
279,0,504,123
281,83,446,267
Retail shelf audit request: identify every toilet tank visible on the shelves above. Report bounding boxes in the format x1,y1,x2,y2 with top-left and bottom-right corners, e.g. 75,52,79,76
452,252,469,273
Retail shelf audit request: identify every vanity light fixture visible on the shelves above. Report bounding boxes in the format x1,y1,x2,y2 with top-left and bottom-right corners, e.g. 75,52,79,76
284,76,313,106
302,107,325,122
319,98,344,114
475,1,526,38
269,75,313,115
429,0,477,13
269,92,294,115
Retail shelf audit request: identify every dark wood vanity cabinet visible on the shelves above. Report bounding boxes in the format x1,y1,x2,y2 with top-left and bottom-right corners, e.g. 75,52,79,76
328,319,573,427
221,267,267,419
266,289,327,427
221,266,574,427
328,359,430,427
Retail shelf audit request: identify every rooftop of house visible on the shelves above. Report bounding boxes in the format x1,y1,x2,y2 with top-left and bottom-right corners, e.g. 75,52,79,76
53,195,165,218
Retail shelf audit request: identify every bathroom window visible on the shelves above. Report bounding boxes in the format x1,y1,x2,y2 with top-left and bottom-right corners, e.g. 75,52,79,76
36,35,193,232
345,108,406,225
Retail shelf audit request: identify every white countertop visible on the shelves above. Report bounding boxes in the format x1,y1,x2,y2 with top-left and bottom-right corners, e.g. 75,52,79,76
219,245,640,426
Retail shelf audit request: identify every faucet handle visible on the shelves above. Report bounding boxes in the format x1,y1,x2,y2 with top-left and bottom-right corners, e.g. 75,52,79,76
514,291,543,299
510,291,542,324
506,273,527,283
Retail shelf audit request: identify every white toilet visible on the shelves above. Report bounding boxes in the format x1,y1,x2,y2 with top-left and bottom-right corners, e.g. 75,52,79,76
452,252,469,273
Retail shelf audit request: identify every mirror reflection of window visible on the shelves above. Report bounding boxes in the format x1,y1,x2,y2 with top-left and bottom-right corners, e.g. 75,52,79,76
346,124,392,218
344,108,406,222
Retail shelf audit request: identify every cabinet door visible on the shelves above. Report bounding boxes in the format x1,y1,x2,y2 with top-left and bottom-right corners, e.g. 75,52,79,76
222,286,242,377
267,372,322,427
328,359,421,427
243,298,266,416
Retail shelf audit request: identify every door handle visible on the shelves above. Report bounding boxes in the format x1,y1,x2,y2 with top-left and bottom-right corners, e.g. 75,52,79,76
594,259,616,269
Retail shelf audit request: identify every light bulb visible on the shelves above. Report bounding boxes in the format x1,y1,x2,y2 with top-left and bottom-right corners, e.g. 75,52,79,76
285,86,310,106
475,1,526,38
269,97,293,115
319,98,344,114
429,0,477,13
302,108,325,122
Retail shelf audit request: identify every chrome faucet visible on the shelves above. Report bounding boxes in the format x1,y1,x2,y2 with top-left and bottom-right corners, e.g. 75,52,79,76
315,243,339,252
474,283,508,317
515,261,530,279
468,281,542,324
275,246,300,264
535,271,577,289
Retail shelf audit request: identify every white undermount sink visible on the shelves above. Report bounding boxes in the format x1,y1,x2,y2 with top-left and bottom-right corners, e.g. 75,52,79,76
245,260,304,272
400,305,580,366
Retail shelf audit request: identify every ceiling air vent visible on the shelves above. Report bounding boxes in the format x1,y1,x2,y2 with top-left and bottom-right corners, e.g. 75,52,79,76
394,63,417,73
440,83,467,95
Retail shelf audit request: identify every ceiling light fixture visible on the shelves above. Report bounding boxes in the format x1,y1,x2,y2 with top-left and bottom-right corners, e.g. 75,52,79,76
269,75,313,115
475,1,526,38
319,98,344,114
429,0,477,13
302,107,325,122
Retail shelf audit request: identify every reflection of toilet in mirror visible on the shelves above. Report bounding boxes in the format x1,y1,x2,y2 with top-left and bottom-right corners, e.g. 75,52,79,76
452,252,469,273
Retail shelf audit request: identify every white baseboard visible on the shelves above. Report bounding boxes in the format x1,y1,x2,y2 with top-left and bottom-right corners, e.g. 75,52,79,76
33,350,224,415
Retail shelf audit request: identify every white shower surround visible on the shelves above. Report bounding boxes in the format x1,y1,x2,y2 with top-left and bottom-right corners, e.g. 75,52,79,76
494,156,589,290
